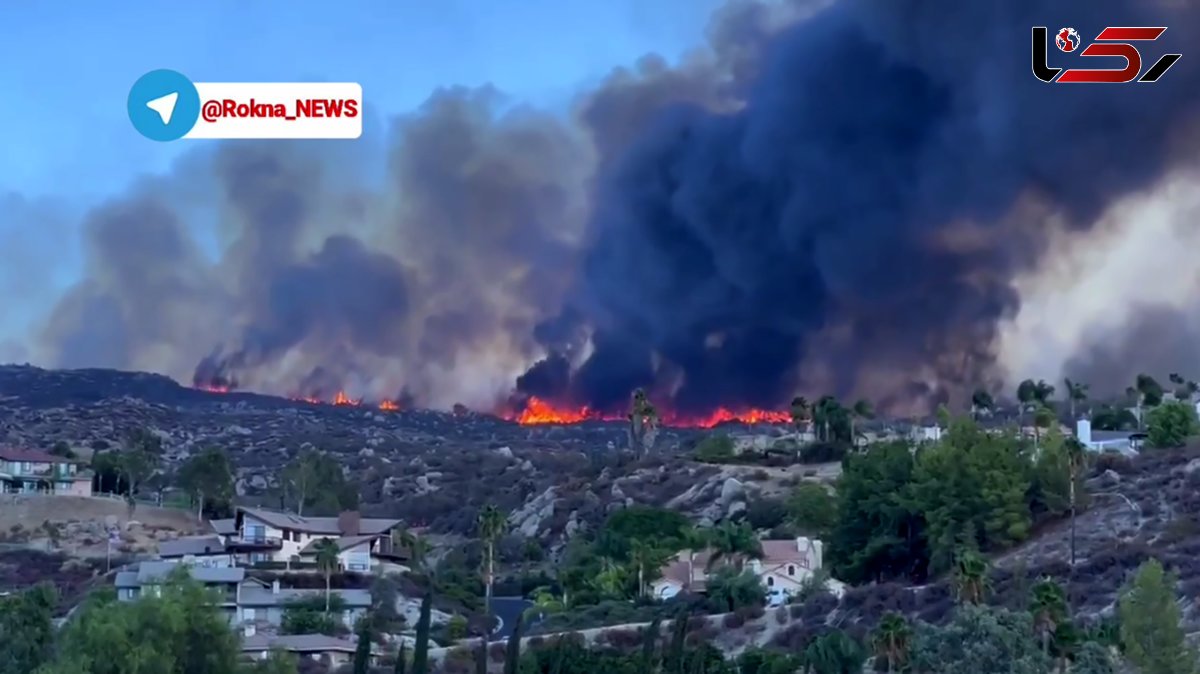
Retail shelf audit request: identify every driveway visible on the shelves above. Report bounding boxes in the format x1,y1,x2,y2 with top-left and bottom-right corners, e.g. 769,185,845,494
490,596,535,639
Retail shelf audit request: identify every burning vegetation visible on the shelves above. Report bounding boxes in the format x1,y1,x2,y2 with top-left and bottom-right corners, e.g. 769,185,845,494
191,382,790,428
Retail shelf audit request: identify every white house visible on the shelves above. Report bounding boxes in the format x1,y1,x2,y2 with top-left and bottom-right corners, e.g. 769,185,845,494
209,507,407,570
650,536,844,602
1075,418,1144,456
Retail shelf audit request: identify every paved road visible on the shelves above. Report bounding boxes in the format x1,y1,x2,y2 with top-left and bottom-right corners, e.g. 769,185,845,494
490,596,534,639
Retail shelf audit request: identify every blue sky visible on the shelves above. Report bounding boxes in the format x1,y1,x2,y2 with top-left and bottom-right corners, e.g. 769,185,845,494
0,0,723,352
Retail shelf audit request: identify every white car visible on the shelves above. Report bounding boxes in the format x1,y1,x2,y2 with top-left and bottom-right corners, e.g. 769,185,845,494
766,588,788,607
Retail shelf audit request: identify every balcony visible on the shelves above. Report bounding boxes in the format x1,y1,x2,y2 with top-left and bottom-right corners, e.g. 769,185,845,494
226,536,283,551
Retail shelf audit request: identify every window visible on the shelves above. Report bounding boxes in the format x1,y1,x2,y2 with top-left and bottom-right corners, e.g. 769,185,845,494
767,576,775,587
349,561,368,572
787,565,796,576
243,607,256,621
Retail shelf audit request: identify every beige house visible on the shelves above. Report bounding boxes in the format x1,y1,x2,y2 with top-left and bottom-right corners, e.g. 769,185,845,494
651,536,843,601
0,447,92,496
240,630,381,667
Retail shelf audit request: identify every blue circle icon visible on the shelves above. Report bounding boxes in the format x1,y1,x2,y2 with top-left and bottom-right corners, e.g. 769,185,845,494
127,69,201,142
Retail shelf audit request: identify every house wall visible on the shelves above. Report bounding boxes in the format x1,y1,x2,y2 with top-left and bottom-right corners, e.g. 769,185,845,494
61,480,92,497
339,547,372,572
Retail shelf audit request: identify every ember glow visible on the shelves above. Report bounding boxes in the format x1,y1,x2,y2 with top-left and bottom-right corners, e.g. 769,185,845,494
504,396,790,428
196,384,231,393
195,385,403,412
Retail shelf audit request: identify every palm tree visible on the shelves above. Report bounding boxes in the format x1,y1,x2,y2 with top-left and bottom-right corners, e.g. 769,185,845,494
790,396,811,446
813,396,841,443
681,525,709,590
628,388,660,457
1133,373,1164,429
1017,379,1038,427
1033,405,1056,449
393,526,430,572
1030,577,1067,658
1169,373,1199,402
850,399,873,447
1064,378,1089,420
477,504,507,626
530,586,565,618
590,557,627,598
971,389,994,420
628,540,669,598
953,549,989,605
313,538,341,612
706,521,762,572
1033,380,1056,406
872,612,912,673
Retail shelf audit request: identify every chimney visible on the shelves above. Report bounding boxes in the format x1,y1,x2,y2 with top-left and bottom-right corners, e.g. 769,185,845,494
795,536,809,552
337,511,361,536
1076,418,1092,447
812,540,824,570
271,580,280,595
243,623,255,637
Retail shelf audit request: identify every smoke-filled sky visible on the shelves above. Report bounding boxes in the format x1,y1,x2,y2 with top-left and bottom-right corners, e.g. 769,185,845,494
3,0,1200,414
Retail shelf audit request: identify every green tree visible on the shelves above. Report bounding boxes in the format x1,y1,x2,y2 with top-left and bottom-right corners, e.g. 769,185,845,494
1146,401,1200,449
280,449,357,516
1029,577,1067,658
394,642,407,674
953,550,990,605
628,539,669,598
694,434,735,463
787,482,837,538
910,604,1052,674
791,396,812,446
504,611,525,674
827,440,927,583
705,567,763,613
393,525,430,572
313,538,341,613
1068,641,1115,674
51,570,242,674
1118,558,1195,674
1064,379,1089,420
411,591,433,674
850,399,874,445
353,613,374,674
281,595,346,635
628,388,660,457
176,447,234,519
872,612,913,673
243,649,300,674
803,630,865,674
1017,379,1039,425
706,520,762,572
913,418,1030,571
0,583,56,674
478,504,507,624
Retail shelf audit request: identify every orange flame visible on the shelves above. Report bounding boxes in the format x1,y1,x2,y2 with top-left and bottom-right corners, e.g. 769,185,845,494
506,396,789,428
197,384,231,393
332,390,361,406
379,400,400,411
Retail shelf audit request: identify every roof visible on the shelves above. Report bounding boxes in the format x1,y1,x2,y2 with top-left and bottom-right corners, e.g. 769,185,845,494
655,550,713,591
237,507,401,536
237,584,371,608
760,538,818,566
158,535,227,558
133,561,244,585
210,519,237,536
1090,430,1147,442
0,447,80,463
299,535,376,555
241,633,378,655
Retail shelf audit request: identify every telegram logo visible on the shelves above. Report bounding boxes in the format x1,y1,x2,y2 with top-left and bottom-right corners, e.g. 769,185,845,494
127,69,201,141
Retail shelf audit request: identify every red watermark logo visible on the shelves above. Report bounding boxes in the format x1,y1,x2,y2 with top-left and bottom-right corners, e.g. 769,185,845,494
1032,26,1182,83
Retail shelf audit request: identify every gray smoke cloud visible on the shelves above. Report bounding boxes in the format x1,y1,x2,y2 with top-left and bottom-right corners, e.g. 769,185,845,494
16,0,1200,414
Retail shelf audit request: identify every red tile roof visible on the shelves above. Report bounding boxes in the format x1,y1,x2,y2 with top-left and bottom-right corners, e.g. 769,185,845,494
0,447,79,463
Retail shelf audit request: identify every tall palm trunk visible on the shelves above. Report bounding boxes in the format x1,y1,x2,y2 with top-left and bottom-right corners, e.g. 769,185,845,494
485,541,495,626
325,571,332,612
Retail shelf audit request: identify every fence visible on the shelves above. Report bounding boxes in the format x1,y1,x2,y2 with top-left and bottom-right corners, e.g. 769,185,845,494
88,491,193,511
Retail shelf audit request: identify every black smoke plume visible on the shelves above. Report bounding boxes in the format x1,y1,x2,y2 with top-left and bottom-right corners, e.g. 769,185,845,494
518,0,1200,413
24,0,1200,414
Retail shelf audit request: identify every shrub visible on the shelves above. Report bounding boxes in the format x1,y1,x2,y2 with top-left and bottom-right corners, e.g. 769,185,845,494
775,607,789,625
695,435,736,463
723,612,746,629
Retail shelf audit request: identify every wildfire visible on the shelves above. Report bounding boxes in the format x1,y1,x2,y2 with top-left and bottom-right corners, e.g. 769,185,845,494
332,390,361,406
378,399,400,411
507,396,790,428
196,384,231,394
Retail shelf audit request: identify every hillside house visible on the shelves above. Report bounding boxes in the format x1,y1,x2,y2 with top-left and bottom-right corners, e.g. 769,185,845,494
209,506,407,570
0,447,92,496
1075,418,1144,456
114,561,370,630
240,629,380,667
237,578,370,630
651,536,843,601
156,535,235,568
115,562,243,625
